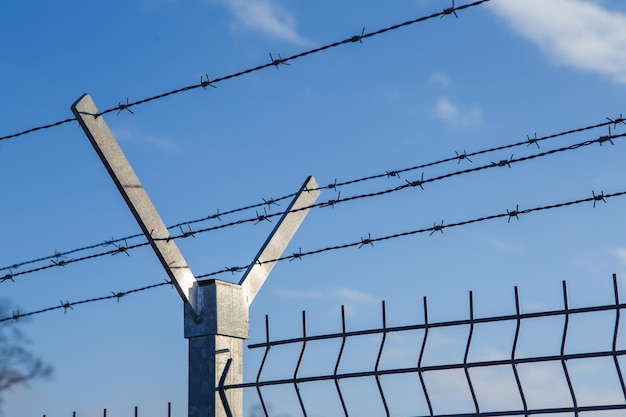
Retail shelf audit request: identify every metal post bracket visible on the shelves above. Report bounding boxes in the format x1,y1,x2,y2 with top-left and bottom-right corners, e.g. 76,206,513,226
72,93,321,417
72,94,199,315
240,176,320,307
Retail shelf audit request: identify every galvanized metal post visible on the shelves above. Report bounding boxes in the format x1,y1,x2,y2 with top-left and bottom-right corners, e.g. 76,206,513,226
72,94,320,417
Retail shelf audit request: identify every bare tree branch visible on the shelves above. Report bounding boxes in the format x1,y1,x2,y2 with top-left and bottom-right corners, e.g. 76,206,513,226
0,302,52,411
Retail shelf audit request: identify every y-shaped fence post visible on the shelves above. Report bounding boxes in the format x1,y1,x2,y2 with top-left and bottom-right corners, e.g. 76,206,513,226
72,94,320,417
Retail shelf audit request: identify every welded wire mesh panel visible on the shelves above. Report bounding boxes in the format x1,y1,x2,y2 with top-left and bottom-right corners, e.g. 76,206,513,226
220,274,626,417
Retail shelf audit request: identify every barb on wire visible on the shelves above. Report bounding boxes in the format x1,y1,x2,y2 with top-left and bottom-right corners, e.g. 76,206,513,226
51,258,72,267
116,98,134,116
60,300,73,314
262,198,280,209
359,233,374,248
111,240,130,256
492,154,514,168
406,172,425,190
599,126,615,146
430,220,445,235
607,113,626,129
507,205,520,223
290,248,304,262
1,269,14,283
442,0,459,18
592,190,606,208
269,53,290,69
526,133,540,149
178,225,196,239
225,266,244,275
351,27,366,43
201,74,216,90
254,208,272,225
112,291,126,302
455,150,472,164
324,191,341,209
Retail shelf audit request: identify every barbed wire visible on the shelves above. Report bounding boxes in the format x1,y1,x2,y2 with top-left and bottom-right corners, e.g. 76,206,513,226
0,281,169,323
3,115,623,275
0,191,299,273
0,0,491,143
203,189,626,276
320,115,625,189
3,129,625,283
3,187,625,324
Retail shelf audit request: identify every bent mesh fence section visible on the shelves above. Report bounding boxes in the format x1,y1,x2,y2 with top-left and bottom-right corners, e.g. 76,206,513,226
220,274,626,417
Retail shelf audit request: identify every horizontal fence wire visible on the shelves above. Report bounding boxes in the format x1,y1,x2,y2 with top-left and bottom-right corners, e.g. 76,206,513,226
42,401,174,417
3,125,625,283
3,187,626,324
221,274,626,417
0,0,491,143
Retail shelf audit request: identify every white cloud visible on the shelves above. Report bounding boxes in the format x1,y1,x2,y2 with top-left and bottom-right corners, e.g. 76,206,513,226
211,0,308,45
144,134,179,152
482,236,524,254
432,97,482,128
614,247,626,263
112,128,179,152
274,287,378,304
140,0,176,12
273,288,325,299
273,287,379,318
332,287,379,305
428,72,452,87
426,359,623,412
489,0,626,84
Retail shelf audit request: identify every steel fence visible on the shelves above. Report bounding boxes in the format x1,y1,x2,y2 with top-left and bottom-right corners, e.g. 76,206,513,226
219,274,626,417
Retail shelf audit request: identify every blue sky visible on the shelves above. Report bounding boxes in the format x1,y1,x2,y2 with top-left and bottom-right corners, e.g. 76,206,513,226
2,0,626,416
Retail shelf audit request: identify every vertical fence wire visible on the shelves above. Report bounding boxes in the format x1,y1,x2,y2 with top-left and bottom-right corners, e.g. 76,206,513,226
219,358,235,417
374,301,391,417
294,310,308,417
511,286,529,416
334,305,350,417
417,296,434,416
464,291,480,414
256,315,272,417
613,274,626,402
560,281,579,416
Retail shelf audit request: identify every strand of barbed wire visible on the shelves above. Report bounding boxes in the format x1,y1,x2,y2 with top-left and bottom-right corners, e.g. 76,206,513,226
2,127,625,283
2,115,623,275
0,0,491,143
3,187,624,324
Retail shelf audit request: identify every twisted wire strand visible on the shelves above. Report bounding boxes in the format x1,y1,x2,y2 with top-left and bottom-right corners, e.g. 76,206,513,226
0,0,492,142
1,281,169,323
3,130,624,282
2,117,621,275
3,187,625,324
